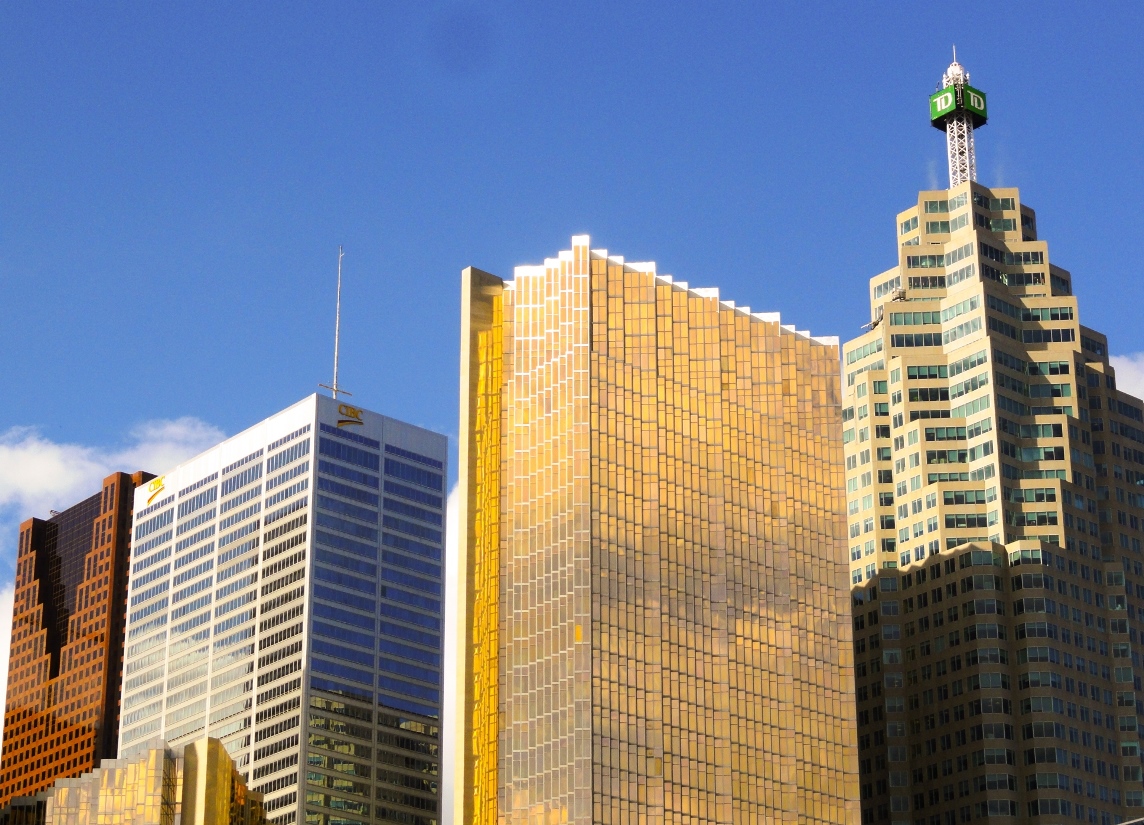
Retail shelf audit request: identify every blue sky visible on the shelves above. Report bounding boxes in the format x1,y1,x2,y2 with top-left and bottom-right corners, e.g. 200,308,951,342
2,4,1143,619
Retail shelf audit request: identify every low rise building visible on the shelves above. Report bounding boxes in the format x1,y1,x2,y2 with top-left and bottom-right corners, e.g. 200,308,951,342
0,737,265,825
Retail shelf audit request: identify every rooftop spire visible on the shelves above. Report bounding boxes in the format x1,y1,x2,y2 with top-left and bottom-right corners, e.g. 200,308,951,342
929,50,988,187
319,245,352,400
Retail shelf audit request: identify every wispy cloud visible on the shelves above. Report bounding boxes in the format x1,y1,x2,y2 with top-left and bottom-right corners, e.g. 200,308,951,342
0,417,224,566
1110,353,1144,402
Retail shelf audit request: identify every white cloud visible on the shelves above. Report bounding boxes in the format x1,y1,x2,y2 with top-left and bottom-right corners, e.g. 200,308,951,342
0,417,224,732
0,418,224,531
0,582,12,755
1110,353,1144,402
440,483,460,822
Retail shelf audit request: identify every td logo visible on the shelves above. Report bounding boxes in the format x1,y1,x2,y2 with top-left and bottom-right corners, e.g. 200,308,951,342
931,90,955,118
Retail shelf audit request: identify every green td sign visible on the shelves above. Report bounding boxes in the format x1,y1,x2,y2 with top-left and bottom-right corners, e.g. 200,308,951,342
930,87,957,121
930,85,988,124
964,86,987,119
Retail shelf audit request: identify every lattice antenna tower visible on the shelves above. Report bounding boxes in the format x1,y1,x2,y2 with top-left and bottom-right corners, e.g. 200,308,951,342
929,47,988,187
319,245,352,400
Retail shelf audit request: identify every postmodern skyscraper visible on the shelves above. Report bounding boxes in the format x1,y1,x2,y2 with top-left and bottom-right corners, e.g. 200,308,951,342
1,470,154,807
454,236,859,825
116,395,447,825
844,58,1144,824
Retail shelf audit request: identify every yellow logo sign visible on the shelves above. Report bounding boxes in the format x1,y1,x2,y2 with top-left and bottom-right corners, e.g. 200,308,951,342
337,404,364,428
146,476,166,504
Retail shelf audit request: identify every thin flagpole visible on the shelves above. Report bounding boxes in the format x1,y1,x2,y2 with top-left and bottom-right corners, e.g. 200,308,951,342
320,245,351,399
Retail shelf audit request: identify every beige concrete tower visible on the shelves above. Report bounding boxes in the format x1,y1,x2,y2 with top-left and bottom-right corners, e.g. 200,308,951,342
455,236,859,825
845,60,1144,825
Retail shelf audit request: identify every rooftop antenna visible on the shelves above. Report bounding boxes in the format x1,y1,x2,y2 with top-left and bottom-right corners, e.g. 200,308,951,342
929,47,988,187
319,245,351,400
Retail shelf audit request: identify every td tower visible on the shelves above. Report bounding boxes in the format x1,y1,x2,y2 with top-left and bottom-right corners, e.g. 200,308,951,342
844,58,1144,823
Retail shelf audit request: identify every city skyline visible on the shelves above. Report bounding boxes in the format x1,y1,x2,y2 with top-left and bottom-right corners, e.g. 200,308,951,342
3,3,1144,813
3,7,1144,562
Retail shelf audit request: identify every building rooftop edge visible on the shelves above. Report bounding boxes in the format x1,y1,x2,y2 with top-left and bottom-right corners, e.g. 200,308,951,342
502,237,835,345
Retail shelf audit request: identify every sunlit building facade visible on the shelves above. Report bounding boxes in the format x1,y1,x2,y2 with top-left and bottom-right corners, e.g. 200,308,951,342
117,395,446,825
1,471,154,807
844,60,1144,823
0,737,266,825
454,236,859,825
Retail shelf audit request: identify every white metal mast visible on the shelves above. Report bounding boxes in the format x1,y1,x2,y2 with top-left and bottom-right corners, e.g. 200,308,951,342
941,47,976,186
319,245,351,399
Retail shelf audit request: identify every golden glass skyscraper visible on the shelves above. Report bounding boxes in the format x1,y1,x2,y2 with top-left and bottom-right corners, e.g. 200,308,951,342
454,236,859,825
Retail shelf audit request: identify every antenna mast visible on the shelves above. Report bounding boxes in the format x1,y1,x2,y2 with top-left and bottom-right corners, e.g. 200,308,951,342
928,48,988,187
319,245,351,400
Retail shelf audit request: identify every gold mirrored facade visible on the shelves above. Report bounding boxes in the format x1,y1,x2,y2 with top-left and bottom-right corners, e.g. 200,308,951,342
0,737,265,825
456,236,860,825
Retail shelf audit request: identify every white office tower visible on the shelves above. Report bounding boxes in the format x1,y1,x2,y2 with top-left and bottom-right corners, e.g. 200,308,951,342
118,394,447,825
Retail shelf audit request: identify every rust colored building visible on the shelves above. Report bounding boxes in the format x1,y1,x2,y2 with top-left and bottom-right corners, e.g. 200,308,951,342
0,471,154,807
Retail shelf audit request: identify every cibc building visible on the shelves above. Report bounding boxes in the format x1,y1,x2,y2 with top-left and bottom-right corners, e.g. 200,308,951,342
117,394,447,825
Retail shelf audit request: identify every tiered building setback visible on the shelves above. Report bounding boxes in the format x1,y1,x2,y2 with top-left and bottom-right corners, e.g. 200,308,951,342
1,471,154,806
845,58,1144,824
455,236,859,825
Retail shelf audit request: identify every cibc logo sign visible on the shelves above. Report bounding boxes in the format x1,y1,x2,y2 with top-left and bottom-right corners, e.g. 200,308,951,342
337,404,364,428
146,476,166,505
